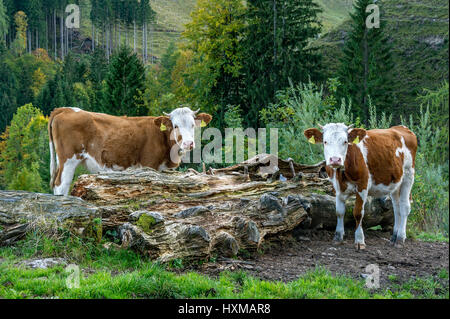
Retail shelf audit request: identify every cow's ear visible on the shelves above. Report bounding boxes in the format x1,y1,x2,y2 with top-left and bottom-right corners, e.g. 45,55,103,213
348,128,366,144
304,128,323,144
154,116,172,131
195,113,212,127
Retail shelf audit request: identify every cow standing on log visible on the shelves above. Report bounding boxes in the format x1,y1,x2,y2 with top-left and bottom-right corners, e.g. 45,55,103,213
304,124,417,249
48,107,212,196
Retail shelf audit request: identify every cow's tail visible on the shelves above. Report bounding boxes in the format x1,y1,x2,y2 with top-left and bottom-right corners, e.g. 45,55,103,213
48,113,57,190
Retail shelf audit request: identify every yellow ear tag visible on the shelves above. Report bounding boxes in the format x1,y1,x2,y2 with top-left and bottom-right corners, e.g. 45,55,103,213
353,136,360,144
160,123,167,131
200,120,207,128
308,136,316,144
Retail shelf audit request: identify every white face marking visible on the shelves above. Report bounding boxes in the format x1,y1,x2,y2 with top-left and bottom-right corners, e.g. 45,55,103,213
322,123,350,168
168,107,197,151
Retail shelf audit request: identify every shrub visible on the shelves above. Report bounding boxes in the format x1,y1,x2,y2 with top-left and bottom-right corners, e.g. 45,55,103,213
260,80,354,164
0,104,50,192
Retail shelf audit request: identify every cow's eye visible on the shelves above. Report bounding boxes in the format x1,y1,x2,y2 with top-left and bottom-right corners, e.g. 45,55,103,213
343,141,347,145
324,141,327,145
174,125,178,129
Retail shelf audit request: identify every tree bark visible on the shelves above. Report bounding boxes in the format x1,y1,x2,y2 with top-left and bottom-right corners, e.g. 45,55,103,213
70,154,394,261
133,20,136,52
60,11,64,59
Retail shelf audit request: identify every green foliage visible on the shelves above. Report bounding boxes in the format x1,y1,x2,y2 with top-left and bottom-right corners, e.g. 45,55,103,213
409,155,449,237
144,42,182,116
8,163,44,192
224,104,243,129
10,11,27,56
0,0,8,42
242,0,323,127
337,0,395,124
102,46,146,116
260,80,353,164
416,81,449,166
0,104,50,192
182,0,246,127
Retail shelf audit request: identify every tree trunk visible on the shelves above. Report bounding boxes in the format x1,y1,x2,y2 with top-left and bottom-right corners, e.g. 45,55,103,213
54,9,57,59
133,20,136,52
69,154,394,262
0,191,101,246
92,24,95,51
60,12,64,59
363,28,369,124
142,23,145,62
118,22,121,48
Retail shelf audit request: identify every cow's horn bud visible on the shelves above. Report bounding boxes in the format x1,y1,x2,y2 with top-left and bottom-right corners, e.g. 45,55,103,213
193,108,200,115
347,124,355,130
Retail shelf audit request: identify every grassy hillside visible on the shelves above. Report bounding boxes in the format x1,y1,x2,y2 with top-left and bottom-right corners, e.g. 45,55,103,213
315,0,449,117
76,0,352,59
316,0,354,32
149,0,197,57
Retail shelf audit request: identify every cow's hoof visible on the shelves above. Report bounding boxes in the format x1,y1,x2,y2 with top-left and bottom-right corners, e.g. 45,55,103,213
332,240,345,246
390,233,397,244
355,243,366,251
394,237,405,248
333,233,344,243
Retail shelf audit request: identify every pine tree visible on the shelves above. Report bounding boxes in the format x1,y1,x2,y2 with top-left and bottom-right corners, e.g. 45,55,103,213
102,46,146,116
182,0,246,128
0,59,18,131
11,10,27,56
242,0,323,127
0,0,8,44
337,0,395,124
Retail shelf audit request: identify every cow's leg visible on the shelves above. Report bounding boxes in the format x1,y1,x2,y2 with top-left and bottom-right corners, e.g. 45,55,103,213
333,196,346,243
389,189,401,244
396,168,414,247
53,155,81,196
354,192,367,250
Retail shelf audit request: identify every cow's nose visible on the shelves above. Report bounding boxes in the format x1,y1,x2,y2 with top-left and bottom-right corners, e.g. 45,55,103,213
329,157,342,166
183,141,194,150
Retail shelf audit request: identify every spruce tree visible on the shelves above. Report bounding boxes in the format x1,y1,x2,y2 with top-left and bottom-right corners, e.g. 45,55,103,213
337,0,395,124
242,0,323,128
102,46,146,116
0,0,8,43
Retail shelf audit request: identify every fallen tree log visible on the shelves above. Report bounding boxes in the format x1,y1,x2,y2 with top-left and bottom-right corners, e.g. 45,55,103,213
0,190,101,246
0,155,394,261
69,154,394,261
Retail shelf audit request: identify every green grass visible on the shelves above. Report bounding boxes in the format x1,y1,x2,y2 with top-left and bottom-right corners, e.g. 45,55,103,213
76,0,353,60
413,232,449,243
0,232,447,299
316,0,354,33
76,0,196,60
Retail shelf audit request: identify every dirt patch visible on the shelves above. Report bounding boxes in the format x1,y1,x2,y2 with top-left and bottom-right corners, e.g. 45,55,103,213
180,230,449,288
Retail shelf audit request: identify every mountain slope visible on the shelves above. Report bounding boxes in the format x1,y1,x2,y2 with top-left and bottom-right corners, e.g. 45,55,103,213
316,0,354,32
315,0,449,117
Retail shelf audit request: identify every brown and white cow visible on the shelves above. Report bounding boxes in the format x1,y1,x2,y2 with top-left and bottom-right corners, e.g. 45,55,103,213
48,107,212,196
304,124,417,249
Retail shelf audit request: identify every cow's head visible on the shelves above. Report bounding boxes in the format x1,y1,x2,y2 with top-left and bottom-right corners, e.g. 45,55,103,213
154,107,212,152
304,123,366,169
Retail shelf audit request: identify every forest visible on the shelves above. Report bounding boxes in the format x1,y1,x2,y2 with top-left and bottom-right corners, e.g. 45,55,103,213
0,0,448,299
